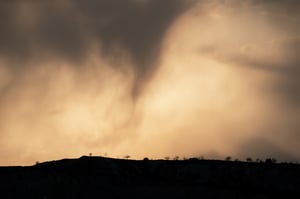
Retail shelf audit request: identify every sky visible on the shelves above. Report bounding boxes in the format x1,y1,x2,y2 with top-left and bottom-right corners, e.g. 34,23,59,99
0,0,300,165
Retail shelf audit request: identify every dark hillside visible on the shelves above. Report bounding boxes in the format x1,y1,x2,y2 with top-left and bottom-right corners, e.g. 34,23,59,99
0,156,299,198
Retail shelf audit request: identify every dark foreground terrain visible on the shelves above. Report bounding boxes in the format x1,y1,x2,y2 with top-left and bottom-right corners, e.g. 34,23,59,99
0,156,300,199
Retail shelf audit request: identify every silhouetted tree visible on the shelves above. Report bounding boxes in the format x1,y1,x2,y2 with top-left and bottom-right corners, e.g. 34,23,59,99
265,158,277,164
246,157,253,162
124,155,130,160
188,158,199,161
225,156,232,161
164,156,170,160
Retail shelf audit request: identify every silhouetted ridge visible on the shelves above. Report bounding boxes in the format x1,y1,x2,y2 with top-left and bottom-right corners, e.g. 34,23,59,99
1,156,300,198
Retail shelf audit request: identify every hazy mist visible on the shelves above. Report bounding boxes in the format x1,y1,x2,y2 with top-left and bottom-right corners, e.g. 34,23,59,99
0,0,300,165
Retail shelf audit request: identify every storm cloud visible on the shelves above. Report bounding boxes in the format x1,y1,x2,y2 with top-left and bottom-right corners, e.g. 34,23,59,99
0,0,194,96
0,0,300,165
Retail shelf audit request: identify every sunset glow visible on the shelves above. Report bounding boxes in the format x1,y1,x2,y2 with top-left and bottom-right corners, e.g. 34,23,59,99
0,0,300,165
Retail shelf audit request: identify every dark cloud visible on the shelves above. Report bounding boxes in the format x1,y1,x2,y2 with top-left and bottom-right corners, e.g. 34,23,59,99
0,0,194,96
